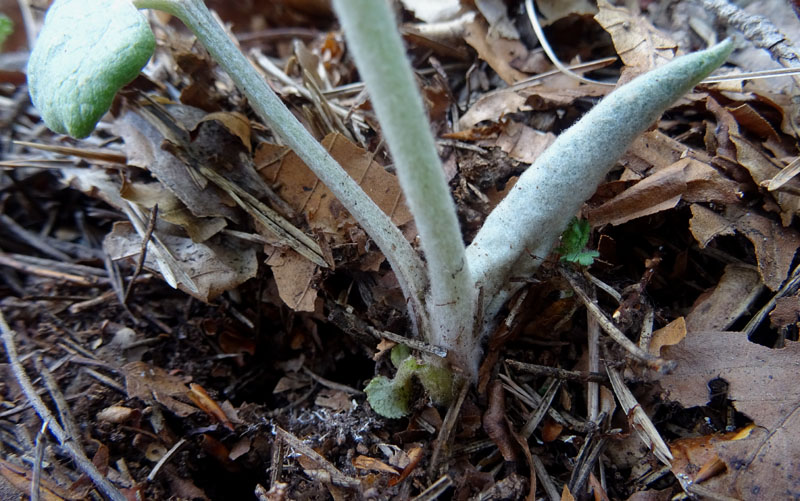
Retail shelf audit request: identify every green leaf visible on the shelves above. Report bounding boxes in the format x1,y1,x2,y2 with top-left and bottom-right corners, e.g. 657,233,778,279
0,14,13,51
365,353,454,418
390,344,411,368
558,217,599,266
27,0,155,138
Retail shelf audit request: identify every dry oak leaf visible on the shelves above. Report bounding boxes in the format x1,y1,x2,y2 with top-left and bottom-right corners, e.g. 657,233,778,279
463,14,529,84
660,332,800,499
104,221,258,302
256,132,412,239
123,361,198,417
729,134,800,226
476,120,556,164
594,0,676,77
586,158,741,226
689,204,800,290
265,248,318,312
685,263,764,332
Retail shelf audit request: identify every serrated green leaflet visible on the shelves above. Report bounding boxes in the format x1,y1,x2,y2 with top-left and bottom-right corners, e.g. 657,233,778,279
27,0,155,138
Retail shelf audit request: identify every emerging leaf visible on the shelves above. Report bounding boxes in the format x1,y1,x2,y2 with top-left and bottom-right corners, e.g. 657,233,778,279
0,14,13,51
365,349,454,418
27,0,155,138
558,217,599,266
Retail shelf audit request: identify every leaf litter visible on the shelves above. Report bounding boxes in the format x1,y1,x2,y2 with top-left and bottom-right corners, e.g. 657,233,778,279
1,0,800,499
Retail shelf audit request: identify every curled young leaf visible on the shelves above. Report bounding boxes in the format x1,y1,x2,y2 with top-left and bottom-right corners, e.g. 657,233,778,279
27,0,155,138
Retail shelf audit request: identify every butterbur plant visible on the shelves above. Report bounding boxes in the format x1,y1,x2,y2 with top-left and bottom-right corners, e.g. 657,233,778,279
28,0,733,417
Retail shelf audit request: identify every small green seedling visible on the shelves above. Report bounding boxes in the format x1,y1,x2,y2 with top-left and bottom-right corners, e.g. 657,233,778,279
364,344,454,419
28,0,733,418
558,218,600,267
0,14,14,50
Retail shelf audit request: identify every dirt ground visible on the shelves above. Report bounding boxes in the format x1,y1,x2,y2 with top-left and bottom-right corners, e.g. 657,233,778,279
1,0,799,499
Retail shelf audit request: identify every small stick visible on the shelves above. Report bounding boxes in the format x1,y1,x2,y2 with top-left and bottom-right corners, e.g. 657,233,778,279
505,360,609,383
275,426,360,488
147,438,186,482
587,312,601,422
0,253,102,286
605,352,672,466
0,310,127,501
561,268,668,369
410,475,452,501
34,357,81,448
124,204,157,304
520,379,561,438
429,378,469,477
31,418,50,501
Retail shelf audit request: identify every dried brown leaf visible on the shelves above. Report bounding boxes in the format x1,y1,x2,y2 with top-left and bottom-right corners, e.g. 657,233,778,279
352,455,399,475
123,361,198,417
0,458,79,501
120,181,227,242
686,263,764,332
188,383,234,431
256,132,412,240
587,158,741,226
649,316,687,356
476,121,556,164
113,110,238,221
730,134,800,225
266,248,318,312
689,204,800,290
594,0,676,77
660,332,800,499
105,222,258,301
463,15,529,84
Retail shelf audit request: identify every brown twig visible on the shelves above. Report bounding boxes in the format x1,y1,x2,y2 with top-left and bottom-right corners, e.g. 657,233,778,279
561,267,670,370
505,360,609,383
123,204,157,304
0,310,127,501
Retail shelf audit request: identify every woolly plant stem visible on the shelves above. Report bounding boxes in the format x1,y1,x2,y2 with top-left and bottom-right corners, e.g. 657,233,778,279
133,0,428,330
467,39,734,330
332,0,478,373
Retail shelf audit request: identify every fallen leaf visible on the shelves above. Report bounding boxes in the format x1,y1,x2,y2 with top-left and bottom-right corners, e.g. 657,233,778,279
475,0,519,40
112,110,239,221
649,316,686,356
669,425,756,490
459,85,609,130
476,121,556,164
120,180,227,242
315,389,355,412
730,134,800,225
660,332,800,499
266,248,318,312
104,221,258,302
193,111,252,153
621,130,710,177
188,383,235,430
686,264,764,332
463,14,529,84
0,458,80,501
123,361,197,417
256,133,412,245
769,295,800,331
689,204,800,290
352,455,399,475
586,158,741,226
594,0,676,78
